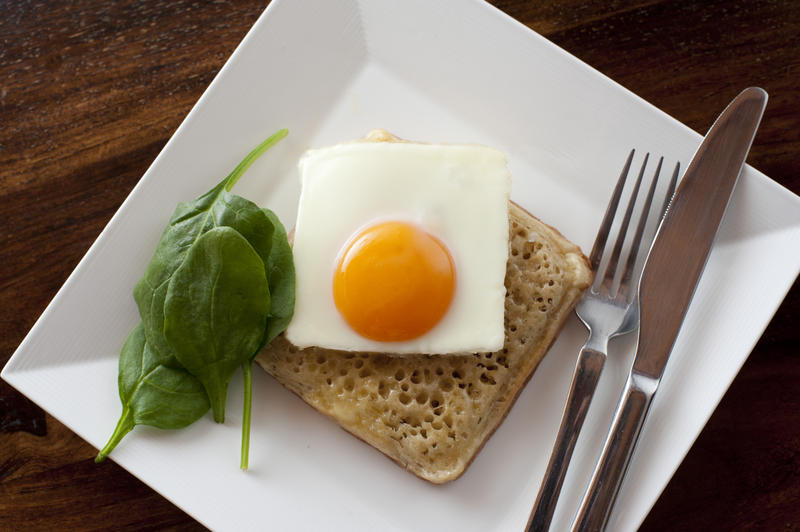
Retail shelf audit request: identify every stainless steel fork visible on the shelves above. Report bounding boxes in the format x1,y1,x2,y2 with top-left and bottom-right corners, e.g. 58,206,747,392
526,150,680,532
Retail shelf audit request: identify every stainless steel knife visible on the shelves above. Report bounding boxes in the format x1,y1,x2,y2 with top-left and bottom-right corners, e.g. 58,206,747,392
569,87,768,532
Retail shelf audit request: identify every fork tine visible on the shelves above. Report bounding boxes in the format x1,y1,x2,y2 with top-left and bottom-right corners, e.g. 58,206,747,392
602,153,649,289
617,157,663,298
588,149,634,288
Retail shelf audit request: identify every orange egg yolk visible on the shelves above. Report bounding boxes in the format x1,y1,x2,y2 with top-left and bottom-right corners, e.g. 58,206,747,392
333,221,456,342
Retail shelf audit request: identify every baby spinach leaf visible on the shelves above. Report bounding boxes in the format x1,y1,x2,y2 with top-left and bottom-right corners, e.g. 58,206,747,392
163,226,270,423
261,208,296,348
240,208,296,470
133,129,287,368
214,195,274,266
97,129,293,469
95,323,209,463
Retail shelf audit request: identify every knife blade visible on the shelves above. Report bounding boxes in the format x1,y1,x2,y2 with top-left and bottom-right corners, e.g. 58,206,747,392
570,87,768,532
633,86,768,380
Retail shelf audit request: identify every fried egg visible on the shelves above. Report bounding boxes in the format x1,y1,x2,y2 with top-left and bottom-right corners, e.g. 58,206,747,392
286,135,511,354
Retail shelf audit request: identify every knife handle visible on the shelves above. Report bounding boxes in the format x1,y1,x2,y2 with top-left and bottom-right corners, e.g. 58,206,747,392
527,345,606,531
570,371,658,532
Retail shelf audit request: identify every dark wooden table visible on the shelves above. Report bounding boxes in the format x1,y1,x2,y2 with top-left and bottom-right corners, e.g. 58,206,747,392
2,1,798,530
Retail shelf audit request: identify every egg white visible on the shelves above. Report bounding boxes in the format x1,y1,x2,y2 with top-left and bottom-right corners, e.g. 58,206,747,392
286,140,511,354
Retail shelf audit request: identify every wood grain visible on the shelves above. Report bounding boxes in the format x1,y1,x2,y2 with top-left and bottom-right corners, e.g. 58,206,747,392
1,1,797,530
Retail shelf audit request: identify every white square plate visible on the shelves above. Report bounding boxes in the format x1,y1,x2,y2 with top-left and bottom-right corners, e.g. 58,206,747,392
4,1,800,530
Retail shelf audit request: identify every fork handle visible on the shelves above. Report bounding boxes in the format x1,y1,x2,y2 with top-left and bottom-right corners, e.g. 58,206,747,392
526,345,606,531
570,372,657,532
